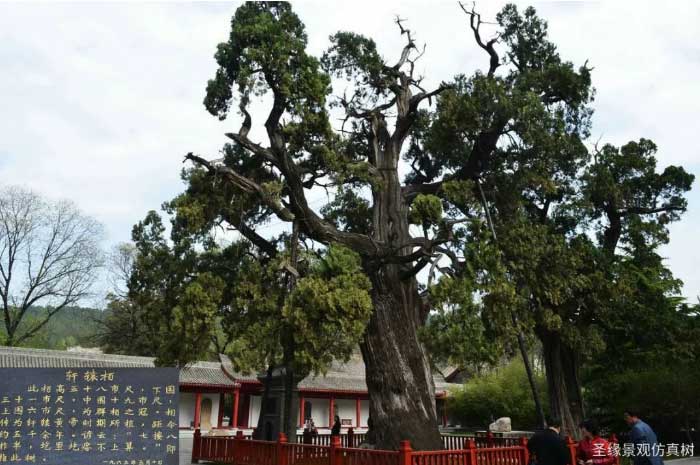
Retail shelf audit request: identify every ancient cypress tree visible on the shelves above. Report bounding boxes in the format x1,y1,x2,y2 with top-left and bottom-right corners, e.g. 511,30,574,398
181,2,611,448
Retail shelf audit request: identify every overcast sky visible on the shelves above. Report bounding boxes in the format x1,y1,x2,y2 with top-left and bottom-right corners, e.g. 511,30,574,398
1,1,698,304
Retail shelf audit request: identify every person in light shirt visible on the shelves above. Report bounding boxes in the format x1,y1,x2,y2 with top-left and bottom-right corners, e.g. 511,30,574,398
624,410,664,465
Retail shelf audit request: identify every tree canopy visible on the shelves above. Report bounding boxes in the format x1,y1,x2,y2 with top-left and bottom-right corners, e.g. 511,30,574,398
0,186,104,346
102,1,695,447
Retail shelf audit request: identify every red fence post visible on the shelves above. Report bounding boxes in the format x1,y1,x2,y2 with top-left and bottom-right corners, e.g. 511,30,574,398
520,436,530,465
487,431,494,447
400,440,413,465
233,430,243,463
278,432,288,465
330,435,341,465
566,436,577,465
467,438,478,465
192,428,201,464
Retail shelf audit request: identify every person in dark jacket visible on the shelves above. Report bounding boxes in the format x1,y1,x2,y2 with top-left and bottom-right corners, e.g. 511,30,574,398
331,415,341,436
527,416,570,465
624,410,663,465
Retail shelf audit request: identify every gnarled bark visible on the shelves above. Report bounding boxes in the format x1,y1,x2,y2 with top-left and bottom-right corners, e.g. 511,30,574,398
360,271,443,450
539,328,584,439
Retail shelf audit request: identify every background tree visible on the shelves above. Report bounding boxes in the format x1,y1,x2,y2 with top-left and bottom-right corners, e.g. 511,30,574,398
418,2,694,437
0,185,104,346
99,166,373,440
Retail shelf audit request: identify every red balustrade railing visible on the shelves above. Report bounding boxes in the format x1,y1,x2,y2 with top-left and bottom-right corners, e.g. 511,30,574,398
192,429,621,465
282,441,331,465
297,430,368,448
337,447,401,465
442,432,524,450
412,439,528,465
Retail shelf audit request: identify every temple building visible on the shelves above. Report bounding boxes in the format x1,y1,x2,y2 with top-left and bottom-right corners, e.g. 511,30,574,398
0,346,458,438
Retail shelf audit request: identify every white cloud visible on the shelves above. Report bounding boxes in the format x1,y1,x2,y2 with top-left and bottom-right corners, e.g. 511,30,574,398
0,1,698,300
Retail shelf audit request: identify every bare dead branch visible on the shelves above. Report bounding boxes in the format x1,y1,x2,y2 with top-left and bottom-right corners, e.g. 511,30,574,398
459,2,501,76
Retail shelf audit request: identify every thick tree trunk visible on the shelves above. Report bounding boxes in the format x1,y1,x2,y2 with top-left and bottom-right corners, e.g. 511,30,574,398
539,328,584,439
360,268,443,451
358,139,443,450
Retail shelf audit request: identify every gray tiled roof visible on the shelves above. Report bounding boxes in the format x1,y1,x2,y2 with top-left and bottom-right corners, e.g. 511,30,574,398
0,346,237,388
219,353,259,383
295,353,460,394
299,355,368,392
0,346,459,394
180,361,238,387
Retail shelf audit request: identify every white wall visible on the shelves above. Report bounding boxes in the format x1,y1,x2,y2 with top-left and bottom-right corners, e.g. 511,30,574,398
180,392,195,428
360,399,369,427
249,395,261,428
335,399,356,426
306,397,330,427
179,392,220,431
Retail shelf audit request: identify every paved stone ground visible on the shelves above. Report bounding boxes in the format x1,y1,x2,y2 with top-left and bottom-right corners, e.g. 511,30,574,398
668,458,700,465
179,436,194,465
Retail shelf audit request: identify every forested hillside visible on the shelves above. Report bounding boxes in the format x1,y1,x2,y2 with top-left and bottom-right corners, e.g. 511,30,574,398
0,306,104,350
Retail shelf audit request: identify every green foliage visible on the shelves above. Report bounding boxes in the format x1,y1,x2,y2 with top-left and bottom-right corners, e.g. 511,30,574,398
321,189,372,235
447,359,548,429
100,298,156,357
204,1,332,149
169,273,224,363
103,193,373,376
409,194,443,228
100,211,226,365
422,275,501,368
582,139,694,251
283,245,372,373
585,361,700,438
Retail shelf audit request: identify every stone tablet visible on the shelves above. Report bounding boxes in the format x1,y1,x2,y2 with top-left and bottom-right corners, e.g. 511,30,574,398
0,368,179,465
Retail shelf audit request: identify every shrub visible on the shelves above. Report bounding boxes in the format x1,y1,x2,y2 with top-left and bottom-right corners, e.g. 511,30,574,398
447,359,547,430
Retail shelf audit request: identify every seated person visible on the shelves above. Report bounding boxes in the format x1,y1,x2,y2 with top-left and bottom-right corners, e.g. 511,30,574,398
578,420,615,465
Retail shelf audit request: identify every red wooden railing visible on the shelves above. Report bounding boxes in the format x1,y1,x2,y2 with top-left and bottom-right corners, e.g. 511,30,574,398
441,432,523,450
192,430,621,465
297,429,367,448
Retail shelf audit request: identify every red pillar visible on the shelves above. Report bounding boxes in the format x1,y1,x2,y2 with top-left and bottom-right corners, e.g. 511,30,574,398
328,396,335,427
466,438,477,465
330,435,341,465
400,440,413,465
194,392,202,429
232,388,240,428
277,433,288,465
192,427,201,463
520,436,530,465
299,395,305,427
355,398,361,428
